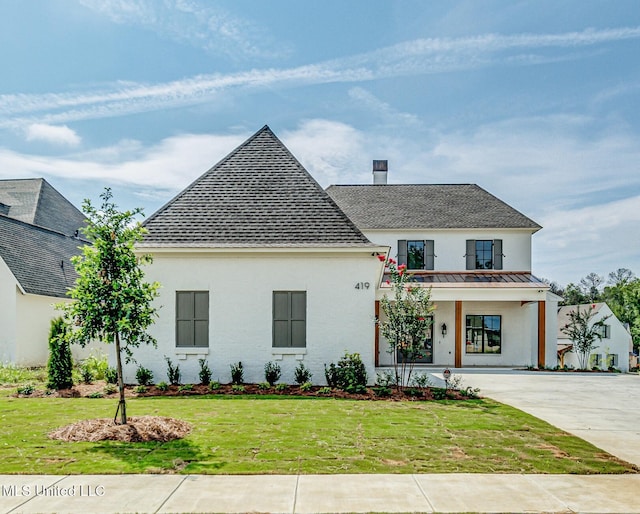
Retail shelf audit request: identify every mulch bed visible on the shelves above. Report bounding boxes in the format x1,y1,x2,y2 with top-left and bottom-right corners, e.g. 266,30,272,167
48,416,191,443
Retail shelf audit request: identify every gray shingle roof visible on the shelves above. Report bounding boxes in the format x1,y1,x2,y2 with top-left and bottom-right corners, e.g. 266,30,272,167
0,215,80,298
142,126,373,247
0,178,86,236
325,184,541,231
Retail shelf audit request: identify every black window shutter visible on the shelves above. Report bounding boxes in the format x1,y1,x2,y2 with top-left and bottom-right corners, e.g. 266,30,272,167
493,239,503,270
397,240,407,266
466,240,475,270
425,240,435,270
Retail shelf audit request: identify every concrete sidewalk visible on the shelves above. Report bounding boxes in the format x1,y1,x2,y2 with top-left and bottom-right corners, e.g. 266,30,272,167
2,473,639,513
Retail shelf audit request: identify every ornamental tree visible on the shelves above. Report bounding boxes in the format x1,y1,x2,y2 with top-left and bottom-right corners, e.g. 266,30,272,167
61,189,159,424
378,256,435,388
561,304,609,370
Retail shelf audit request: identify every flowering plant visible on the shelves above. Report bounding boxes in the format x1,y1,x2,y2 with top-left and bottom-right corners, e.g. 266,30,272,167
378,257,435,388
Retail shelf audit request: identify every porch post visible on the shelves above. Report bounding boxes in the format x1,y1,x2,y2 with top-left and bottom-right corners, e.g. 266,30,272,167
537,300,546,368
455,300,462,368
374,300,380,367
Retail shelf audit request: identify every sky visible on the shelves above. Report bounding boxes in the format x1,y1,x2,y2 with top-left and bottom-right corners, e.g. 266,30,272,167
0,0,639,287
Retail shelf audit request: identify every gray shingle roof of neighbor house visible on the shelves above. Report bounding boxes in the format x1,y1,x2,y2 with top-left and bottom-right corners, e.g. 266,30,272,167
0,178,86,236
142,125,374,247
0,215,81,298
325,184,542,231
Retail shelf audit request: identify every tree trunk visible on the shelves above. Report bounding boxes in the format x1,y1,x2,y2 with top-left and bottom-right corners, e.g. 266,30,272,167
114,332,127,425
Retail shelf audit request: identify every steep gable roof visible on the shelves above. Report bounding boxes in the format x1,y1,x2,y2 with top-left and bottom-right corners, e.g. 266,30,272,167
325,184,541,231
142,126,373,248
0,215,80,297
0,178,85,236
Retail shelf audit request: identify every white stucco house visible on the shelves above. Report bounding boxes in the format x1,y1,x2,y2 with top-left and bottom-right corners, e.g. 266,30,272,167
124,126,558,384
0,178,91,365
557,303,632,372
327,161,558,370
129,126,387,384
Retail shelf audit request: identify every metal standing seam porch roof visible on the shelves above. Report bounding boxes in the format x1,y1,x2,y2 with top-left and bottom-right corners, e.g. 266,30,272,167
141,126,376,248
380,271,548,289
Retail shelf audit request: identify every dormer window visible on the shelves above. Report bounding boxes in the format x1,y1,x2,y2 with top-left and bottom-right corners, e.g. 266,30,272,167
466,239,503,270
398,240,435,270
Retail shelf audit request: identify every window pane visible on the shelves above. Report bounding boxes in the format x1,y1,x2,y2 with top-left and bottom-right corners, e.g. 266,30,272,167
291,292,306,320
291,320,306,347
194,320,208,347
407,240,425,270
475,240,493,269
177,320,194,347
465,315,501,354
176,292,194,319
273,320,289,347
194,292,209,319
273,292,289,320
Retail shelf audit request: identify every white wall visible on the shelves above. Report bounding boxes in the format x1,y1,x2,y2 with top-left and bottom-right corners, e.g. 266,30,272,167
0,257,18,362
122,250,382,385
363,229,533,271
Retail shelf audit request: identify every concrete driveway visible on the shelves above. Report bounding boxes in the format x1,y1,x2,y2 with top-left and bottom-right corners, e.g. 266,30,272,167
452,369,640,467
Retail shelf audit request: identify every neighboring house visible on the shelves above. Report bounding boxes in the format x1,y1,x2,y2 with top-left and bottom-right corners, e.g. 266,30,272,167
557,303,632,372
132,126,386,384
0,178,89,365
327,161,559,369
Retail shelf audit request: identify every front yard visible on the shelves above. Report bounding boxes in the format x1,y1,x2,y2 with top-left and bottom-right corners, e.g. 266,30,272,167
0,393,635,475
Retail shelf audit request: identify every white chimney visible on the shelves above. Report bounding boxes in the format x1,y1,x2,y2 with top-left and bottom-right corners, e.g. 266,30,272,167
372,160,388,184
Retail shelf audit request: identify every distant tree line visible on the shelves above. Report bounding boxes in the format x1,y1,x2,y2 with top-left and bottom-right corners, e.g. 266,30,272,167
542,268,639,352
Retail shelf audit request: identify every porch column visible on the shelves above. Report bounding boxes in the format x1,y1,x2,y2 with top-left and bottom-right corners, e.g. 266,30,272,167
455,300,462,368
537,300,546,368
374,300,380,367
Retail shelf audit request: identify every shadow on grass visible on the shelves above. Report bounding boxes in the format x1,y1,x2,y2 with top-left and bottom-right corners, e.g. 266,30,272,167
85,438,216,473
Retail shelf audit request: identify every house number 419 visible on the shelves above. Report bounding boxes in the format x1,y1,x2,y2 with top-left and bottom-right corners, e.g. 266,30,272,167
354,282,370,290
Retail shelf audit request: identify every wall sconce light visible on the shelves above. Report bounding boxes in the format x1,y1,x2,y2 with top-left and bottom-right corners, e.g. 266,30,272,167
441,323,447,337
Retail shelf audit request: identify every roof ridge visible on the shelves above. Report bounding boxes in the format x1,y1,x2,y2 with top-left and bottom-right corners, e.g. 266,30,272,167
0,211,85,242
144,126,273,227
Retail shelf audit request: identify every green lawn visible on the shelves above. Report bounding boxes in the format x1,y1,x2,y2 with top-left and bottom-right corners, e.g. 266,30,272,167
0,394,635,475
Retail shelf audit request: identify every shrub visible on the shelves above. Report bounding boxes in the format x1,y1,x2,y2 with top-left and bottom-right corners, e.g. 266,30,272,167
79,363,94,384
324,363,340,388
86,391,104,399
317,386,332,395
135,365,154,386
264,361,282,386
375,370,396,388
165,357,181,385
157,381,169,391
198,359,212,385
231,384,245,393
274,383,288,392
17,384,35,395
104,367,118,385
178,384,194,392
133,385,147,394
208,380,220,391
324,352,368,392
431,387,447,400
300,381,313,392
104,384,117,395
82,351,109,380
411,373,432,390
372,385,392,397
258,382,271,390
294,362,313,385
230,362,244,385
46,317,73,390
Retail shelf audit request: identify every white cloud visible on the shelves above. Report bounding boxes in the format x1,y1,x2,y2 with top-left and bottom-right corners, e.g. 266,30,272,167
348,87,423,129
1,25,638,128
78,0,288,60
25,123,81,147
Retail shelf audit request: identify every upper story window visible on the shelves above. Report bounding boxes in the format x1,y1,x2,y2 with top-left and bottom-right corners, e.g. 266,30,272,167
466,239,503,270
595,324,611,339
398,240,435,270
